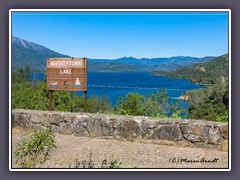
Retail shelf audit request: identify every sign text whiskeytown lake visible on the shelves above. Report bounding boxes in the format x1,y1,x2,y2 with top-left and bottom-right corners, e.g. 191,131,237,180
32,72,206,110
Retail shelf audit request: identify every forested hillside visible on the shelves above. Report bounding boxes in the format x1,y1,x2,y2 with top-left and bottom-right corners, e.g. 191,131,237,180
184,77,228,121
154,54,229,85
169,54,229,121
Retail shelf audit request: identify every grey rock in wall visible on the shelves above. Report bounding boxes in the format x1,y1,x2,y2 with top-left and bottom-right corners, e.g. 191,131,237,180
218,124,228,139
154,125,182,141
41,113,51,126
50,113,63,125
180,123,208,142
59,122,74,135
117,120,142,140
30,113,43,124
208,126,222,145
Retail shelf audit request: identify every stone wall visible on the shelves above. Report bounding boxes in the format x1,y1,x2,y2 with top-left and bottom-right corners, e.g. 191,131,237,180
12,109,228,151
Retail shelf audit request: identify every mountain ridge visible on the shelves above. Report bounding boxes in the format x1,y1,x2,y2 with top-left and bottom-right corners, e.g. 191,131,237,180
153,54,229,85
12,36,216,72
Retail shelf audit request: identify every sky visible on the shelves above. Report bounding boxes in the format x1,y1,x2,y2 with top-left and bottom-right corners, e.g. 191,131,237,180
11,11,229,59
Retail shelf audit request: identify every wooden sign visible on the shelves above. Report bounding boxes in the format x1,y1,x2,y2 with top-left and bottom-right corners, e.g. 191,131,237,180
46,57,87,91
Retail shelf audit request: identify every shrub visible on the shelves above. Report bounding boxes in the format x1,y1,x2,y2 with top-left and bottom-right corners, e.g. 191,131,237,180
15,128,56,168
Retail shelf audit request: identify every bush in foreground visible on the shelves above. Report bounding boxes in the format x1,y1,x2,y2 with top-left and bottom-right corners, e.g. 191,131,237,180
15,128,56,168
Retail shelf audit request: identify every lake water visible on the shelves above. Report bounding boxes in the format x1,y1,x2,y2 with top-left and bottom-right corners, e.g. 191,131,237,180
32,72,206,109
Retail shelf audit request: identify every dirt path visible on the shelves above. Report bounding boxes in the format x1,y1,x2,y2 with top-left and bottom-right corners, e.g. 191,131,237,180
11,130,228,169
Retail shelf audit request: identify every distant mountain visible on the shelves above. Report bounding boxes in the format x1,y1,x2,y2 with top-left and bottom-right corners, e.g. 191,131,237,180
88,61,143,72
88,56,214,72
155,54,229,85
12,36,69,72
12,36,215,72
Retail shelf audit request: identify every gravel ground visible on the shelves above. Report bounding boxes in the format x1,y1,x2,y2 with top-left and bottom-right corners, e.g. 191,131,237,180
11,129,229,169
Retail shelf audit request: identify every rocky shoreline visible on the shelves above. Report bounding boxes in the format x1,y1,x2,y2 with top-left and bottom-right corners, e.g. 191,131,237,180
179,95,189,100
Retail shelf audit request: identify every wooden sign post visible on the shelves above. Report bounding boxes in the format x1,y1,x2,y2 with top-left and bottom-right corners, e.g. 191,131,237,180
46,57,88,112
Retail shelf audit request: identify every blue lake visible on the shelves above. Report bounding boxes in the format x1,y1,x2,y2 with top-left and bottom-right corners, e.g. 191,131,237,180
32,72,206,109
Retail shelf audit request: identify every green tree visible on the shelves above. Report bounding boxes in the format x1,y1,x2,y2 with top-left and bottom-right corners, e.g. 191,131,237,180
12,86,35,109
30,82,49,110
118,92,145,116
88,94,112,113
52,91,74,112
114,89,186,118
188,78,228,121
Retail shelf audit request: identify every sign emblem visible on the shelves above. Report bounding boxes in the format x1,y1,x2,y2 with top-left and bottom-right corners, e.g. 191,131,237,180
75,78,82,88
63,81,68,88
50,82,58,87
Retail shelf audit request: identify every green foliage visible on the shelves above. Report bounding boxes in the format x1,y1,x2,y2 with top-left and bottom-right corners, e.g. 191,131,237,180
114,89,186,118
12,80,113,113
215,111,229,122
12,67,113,113
188,77,229,121
70,92,84,112
161,54,229,85
170,110,182,118
88,94,112,114
12,84,35,109
12,65,32,91
15,128,56,168
12,81,76,112
114,93,145,116
52,91,74,112
12,65,31,83
31,83,49,110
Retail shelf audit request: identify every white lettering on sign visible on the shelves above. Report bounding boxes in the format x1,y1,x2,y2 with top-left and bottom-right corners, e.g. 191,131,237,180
50,61,82,67
60,69,72,74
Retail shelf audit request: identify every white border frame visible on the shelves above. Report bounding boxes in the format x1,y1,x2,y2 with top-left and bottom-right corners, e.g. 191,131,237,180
9,9,231,172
